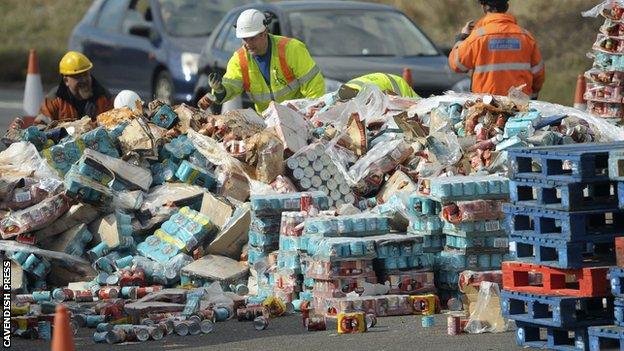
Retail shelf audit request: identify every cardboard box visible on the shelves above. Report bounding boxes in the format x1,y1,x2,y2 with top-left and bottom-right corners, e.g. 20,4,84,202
182,254,248,283
205,205,250,259
200,193,233,228
39,223,92,255
88,213,122,247
217,167,250,202
10,260,25,292
378,170,417,203
33,203,100,239
48,264,97,288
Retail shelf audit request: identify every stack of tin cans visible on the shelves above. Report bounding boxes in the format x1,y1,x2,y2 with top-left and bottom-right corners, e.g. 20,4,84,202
286,143,355,208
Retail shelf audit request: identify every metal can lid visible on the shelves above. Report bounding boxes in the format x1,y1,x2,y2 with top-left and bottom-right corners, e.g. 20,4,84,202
253,316,269,330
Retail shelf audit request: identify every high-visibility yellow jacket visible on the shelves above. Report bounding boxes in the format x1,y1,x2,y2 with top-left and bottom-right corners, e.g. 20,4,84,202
345,73,419,98
218,34,325,113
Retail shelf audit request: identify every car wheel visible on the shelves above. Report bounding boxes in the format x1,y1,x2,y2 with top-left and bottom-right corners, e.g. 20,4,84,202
154,70,174,104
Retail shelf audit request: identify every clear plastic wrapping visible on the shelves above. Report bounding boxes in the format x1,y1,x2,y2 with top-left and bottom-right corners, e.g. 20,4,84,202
441,200,505,224
0,178,63,210
464,282,510,334
0,142,61,180
0,193,71,239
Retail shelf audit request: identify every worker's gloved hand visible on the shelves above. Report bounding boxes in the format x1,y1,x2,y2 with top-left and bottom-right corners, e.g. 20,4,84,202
208,73,224,94
198,93,215,111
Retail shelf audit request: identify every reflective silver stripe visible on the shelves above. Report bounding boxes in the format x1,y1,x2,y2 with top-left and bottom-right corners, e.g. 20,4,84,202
274,65,321,99
386,74,401,94
474,62,531,73
476,28,486,36
248,65,323,102
247,91,272,102
299,65,321,85
223,78,243,89
454,50,469,73
531,60,544,74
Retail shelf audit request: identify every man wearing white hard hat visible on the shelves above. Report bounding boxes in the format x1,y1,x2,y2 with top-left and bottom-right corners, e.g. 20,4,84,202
114,90,143,111
198,9,325,113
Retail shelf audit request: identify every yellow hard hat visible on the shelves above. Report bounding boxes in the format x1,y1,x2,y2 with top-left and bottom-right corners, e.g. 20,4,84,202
59,51,93,75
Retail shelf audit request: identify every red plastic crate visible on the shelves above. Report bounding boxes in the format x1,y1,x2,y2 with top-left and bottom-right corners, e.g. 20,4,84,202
502,261,609,297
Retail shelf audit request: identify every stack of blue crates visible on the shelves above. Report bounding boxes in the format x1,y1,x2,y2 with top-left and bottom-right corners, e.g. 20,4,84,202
587,148,624,350
503,142,624,350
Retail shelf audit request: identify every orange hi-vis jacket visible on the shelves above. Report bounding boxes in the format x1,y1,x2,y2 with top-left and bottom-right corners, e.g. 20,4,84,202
448,13,545,96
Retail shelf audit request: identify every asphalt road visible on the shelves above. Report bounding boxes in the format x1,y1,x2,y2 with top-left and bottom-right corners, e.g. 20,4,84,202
0,85,27,134
8,314,531,351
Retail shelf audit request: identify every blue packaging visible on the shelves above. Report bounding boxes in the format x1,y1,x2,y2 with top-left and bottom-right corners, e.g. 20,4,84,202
151,105,178,129
80,127,119,158
175,160,216,190
22,126,47,150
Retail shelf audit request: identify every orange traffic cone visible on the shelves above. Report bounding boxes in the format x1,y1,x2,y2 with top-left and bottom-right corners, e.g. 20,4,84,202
51,304,75,351
402,67,414,87
573,73,587,111
22,49,44,126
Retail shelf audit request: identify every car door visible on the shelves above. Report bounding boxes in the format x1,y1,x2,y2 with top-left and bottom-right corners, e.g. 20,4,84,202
211,14,239,79
116,0,158,97
83,0,130,90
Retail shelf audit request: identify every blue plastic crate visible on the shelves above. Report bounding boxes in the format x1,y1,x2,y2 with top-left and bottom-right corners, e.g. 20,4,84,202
516,321,590,351
504,204,624,242
510,179,620,212
588,325,624,351
508,142,624,183
511,235,616,269
501,290,613,328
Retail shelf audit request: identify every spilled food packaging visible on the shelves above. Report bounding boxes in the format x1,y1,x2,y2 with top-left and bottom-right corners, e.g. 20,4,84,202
0,193,70,239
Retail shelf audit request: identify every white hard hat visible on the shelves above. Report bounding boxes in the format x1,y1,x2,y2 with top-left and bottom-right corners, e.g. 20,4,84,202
114,90,142,110
236,9,267,39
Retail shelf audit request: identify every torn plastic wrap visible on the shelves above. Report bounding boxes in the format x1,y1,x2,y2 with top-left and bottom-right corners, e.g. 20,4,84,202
0,142,61,180
285,141,357,207
463,281,510,334
414,92,624,142
0,193,71,239
0,178,63,210
0,240,93,274
348,139,413,196
253,131,284,184
263,101,310,155
582,0,624,19
140,183,205,218
188,128,261,198
441,200,505,224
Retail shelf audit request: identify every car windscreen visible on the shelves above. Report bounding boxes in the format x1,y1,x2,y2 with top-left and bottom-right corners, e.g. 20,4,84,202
288,10,439,57
158,0,250,37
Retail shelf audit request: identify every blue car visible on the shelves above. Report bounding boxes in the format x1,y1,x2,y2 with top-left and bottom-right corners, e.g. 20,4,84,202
69,0,260,104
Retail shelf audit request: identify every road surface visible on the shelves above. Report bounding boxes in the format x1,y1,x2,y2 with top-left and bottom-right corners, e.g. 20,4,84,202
9,313,530,351
0,85,24,133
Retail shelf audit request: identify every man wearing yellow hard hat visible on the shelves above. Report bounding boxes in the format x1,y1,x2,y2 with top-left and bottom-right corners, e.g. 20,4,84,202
37,51,113,124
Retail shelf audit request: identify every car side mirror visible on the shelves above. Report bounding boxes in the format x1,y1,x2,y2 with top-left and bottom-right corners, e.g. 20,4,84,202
438,44,452,56
129,22,152,38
